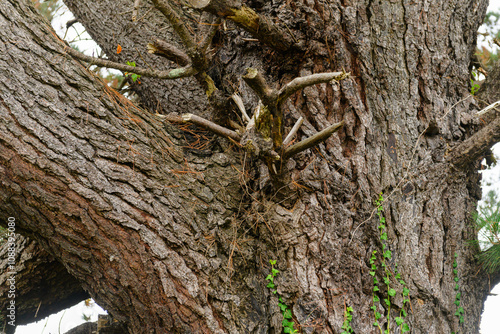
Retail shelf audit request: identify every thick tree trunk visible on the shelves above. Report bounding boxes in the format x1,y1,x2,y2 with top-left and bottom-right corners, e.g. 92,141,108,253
0,0,499,333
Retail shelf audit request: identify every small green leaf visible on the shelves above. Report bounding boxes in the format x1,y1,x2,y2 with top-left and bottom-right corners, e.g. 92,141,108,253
373,295,380,302
284,309,293,319
278,303,287,312
373,286,380,292
402,309,407,317
454,277,459,282
455,283,459,290
388,288,396,297
375,312,382,320
370,271,376,276
380,233,388,240
403,287,410,296
265,274,272,281
453,261,457,268
395,317,403,326
373,322,379,327
272,268,280,276
402,323,410,332
270,260,276,265
370,305,376,311
266,282,275,289
456,292,461,300
384,298,391,306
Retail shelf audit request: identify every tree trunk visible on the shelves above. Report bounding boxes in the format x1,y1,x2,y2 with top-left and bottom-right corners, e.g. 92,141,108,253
0,0,498,333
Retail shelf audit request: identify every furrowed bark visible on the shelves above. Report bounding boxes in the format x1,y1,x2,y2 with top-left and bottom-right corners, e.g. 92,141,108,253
0,0,497,333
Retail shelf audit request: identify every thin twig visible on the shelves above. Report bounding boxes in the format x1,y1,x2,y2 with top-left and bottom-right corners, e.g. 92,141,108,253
64,46,197,79
283,116,303,147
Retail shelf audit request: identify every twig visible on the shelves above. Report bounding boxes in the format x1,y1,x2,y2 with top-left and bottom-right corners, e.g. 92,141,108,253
231,93,250,123
283,121,344,158
476,99,500,116
64,46,197,79
283,116,303,147
278,71,349,102
132,0,142,21
158,114,241,141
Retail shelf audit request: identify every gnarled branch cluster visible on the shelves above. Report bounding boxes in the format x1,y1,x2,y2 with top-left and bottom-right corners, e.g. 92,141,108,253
61,0,348,174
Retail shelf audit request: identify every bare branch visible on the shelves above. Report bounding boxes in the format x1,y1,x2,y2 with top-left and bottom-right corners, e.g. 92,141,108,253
278,71,350,102
283,121,344,159
64,47,197,79
476,99,500,116
147,39,191,66
132,0,142,21
187,0,293,51
159,114,242,142
231,93,250,123
283,116,303,147
448,116,500,168
242,68,274,102
152,0,196,51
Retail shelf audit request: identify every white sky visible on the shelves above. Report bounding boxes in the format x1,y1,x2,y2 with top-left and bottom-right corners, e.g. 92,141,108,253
13,1,500,333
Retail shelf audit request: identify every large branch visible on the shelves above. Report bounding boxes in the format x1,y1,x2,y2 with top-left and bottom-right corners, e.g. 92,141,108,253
187,0,293,51
0,237,88,327
448,115,500,168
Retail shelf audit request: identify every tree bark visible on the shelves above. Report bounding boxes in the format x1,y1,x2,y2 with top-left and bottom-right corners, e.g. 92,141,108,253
0,0,498,333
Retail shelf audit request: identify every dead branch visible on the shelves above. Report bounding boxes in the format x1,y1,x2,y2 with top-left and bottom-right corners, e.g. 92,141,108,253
187,0,293,51
283,116,303,147
64,46,197,79
448,116,500,168
159,114,241,142
278,71,350,102
283,121,344,159
242,68,274,103
231,93,250,123
147,39,191,66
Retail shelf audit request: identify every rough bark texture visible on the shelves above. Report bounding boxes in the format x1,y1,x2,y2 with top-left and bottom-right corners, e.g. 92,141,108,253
0,0,499,334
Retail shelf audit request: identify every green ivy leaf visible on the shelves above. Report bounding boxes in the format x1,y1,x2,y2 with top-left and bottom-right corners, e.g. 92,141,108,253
373,286,380,292
272,268,280,276
388,288,396,297
375,312,382,320
402,323,410,332
270,260,276,265
395,317,403,326
284,309,293,319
